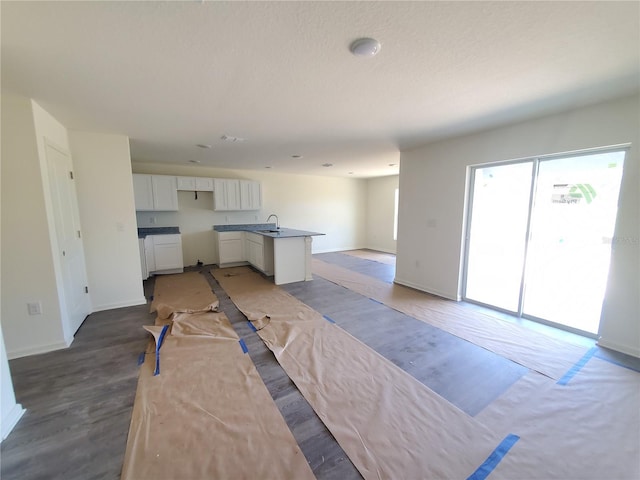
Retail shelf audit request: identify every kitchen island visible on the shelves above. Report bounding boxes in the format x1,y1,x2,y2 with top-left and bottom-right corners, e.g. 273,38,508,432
213,224,324,285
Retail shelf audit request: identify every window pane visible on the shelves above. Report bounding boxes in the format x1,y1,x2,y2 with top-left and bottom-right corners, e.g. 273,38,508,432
465,162,533,312
523,151,625,333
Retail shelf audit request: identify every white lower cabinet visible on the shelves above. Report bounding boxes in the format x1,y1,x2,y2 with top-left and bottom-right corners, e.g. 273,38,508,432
142,234,184,275
215,231,273,274
139,238,148,280
216,231,245,265
245,232,273,275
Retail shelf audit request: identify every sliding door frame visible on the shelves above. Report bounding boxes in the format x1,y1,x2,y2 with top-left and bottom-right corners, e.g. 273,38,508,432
461,144,630,338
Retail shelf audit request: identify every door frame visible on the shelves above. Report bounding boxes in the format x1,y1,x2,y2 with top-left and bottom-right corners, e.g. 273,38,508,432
43,137,91,340
461,144,630,338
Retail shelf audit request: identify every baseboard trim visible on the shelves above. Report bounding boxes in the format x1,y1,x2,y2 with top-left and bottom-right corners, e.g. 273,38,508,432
393,277,460,301
92,297,147,312
597,338,640,358
7,340,70,360
1,403,26,440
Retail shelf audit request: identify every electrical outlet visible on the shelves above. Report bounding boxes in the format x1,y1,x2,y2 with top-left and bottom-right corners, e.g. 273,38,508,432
27,302,42,315
150,217,156,225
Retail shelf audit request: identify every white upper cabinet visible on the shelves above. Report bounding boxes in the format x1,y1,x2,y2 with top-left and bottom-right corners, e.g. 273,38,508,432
133,174,178,211
133,174,154,210
195,177,214,191
177,176,214,191
214,178,262,211
152,176,179,210
213,179,241,211
176,176,196,191
240,180,262,210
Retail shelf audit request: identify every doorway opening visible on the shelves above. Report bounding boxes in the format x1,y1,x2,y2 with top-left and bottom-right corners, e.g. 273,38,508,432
463,148,626,337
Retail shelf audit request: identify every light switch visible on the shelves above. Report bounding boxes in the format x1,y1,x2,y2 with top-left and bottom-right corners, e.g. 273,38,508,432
27,301,42,315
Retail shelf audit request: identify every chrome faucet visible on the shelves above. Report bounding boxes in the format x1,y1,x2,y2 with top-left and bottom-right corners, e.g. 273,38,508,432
266,214,279,230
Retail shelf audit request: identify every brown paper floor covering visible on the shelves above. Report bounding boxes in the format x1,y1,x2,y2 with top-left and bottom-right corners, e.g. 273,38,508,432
212,266,510,480
477,357,640,479
149,271,219,320
312,258,588,379
121,311,315,480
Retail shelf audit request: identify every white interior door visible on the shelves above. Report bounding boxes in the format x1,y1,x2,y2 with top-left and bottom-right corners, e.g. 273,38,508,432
45,140,91,336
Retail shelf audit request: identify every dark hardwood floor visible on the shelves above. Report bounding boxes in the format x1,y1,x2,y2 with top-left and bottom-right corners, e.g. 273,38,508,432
3,251,634,479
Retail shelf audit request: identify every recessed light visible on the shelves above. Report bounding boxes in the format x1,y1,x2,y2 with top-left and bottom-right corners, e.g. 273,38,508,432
348,172,354,175
350,37,381,57
264,166,272,169
291,155,303,159
221,134,245,142
189,160,201,164
389,163,397,167
322,163,333,167
196,144,211,149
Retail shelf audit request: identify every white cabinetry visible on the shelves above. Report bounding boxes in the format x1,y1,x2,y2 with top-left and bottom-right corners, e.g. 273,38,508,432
177,176,214,191
213,179,241,211
139,238,148,280
142,234,183,275
240,180,262,210
216,231,245,265
133,175,154,210
133,174,178,211
245,232,273,274
213,179,261,211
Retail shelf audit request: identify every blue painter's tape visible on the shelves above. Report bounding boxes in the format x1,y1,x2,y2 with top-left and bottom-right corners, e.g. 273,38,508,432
153,324,170,376
557,347,598,385
369,298,383,305
247,321,257,332
138,352,145,366
323,315,336,324
239,338,249,354
467,434,520,480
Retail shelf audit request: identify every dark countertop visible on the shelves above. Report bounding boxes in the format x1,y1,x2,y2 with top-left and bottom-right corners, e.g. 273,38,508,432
138,226,180,238
213,223,276,232
213,223,324,238
251,228,324,238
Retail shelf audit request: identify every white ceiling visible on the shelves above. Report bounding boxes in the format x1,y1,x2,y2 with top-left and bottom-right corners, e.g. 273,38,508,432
2,1,638,178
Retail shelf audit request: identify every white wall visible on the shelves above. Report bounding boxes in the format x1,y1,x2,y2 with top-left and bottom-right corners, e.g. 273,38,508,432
69,132,146,311
397,94,639,356
365,175,399,254
0,138,26,441
132,162,368,265
1,94,69,358
1,328,25,440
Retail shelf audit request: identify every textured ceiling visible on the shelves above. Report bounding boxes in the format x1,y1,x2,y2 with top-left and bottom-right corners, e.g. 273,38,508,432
2,1,638,178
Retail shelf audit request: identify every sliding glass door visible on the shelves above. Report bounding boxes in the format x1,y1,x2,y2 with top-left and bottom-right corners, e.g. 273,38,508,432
464,162,533,313
464,149,626,336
